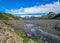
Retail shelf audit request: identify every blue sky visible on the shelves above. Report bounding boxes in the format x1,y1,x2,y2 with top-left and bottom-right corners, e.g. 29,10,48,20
0,0,60,17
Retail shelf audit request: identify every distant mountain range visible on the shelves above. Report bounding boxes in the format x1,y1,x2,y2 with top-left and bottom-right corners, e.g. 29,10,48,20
22,12,60,20
0,12,60,20
13,13,46,17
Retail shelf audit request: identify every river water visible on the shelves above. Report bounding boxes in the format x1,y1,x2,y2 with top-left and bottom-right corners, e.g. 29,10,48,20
26,23,60,43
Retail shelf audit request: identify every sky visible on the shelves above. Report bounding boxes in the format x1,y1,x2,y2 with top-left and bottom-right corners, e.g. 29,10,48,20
0,0,60,17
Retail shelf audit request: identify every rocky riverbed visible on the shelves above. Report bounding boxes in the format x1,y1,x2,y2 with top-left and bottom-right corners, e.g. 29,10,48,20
5,20,60,43
6,20,60,36
0,21,43,43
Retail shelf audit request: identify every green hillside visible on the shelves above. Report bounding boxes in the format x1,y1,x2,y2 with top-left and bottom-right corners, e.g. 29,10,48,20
0,12,20,20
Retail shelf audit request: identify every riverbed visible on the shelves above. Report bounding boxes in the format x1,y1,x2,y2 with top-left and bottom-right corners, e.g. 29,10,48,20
6,20,60,43
26,23,60,43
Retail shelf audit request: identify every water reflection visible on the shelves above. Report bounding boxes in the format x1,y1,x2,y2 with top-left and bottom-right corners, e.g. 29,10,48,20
26,23,60,43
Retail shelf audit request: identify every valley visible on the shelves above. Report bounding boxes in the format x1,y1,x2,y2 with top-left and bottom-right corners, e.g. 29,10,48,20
5,20,60,43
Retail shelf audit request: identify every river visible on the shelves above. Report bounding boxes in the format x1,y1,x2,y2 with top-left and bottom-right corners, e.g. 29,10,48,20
26,23,60,43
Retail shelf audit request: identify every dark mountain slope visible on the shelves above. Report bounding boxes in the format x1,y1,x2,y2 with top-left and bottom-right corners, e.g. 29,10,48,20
44,12,57,19
52,13,60,19
41,12,60,19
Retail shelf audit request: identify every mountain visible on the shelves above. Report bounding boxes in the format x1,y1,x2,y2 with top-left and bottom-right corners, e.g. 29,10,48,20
40,12,60,19
0,12,20,20
21,12,60,20
52,13,60,19
43,12,57,19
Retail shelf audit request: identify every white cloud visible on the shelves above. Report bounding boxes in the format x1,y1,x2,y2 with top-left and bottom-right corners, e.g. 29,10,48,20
5,1,60,14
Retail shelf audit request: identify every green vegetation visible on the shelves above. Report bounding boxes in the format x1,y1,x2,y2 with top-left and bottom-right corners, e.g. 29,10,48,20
0,12,9,20
16,30,43,43
0,12,20,20
16,30,29,43
33,39,42,43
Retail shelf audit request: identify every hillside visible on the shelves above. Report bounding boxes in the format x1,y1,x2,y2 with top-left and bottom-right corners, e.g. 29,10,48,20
44,12,57,19
5,20,60,43
44,12,60,19
0,21,23,43
0,12,44,43
0,20,44,43
52,13,60,19
0,12,20,20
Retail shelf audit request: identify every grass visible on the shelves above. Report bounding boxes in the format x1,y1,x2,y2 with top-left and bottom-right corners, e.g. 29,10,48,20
0,13,9,20
16,30,43,43
0,12,20,20
33,39,43,43
16,30,29,43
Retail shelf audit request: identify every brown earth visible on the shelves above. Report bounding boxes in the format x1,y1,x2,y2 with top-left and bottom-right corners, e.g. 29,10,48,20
0,21,23,43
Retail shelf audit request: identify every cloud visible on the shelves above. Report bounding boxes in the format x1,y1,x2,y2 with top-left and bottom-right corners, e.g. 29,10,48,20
5,1,60,14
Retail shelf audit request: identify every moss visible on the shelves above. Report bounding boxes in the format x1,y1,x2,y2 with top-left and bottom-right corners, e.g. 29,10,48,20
16,30,29,43
16,30,43,43
33,39,43,43
23,37,29,43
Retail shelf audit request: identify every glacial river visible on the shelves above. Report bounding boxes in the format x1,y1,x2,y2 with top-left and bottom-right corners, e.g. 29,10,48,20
26,23,60,43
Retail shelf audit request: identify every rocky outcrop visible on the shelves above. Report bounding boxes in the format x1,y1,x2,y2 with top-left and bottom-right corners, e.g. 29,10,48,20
0,21,23,43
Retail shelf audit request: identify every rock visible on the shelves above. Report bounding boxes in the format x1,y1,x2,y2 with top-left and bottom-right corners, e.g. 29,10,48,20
0,22,23,43
28,39,35,43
